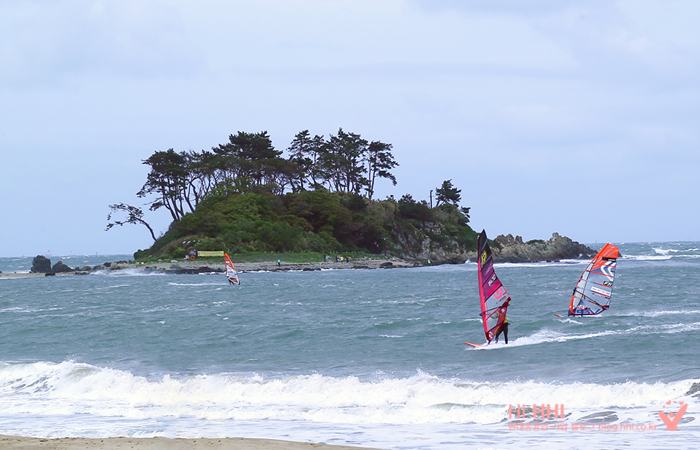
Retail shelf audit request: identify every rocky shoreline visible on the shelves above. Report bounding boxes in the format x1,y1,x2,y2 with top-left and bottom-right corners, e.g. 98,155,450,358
72,231,596,275
0,257,420,278
0,232,596,278
106,257,418,275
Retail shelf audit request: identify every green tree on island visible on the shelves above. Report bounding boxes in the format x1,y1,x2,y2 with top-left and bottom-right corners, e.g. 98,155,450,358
435,179,461,207
106,203,158,242
107,129,476,261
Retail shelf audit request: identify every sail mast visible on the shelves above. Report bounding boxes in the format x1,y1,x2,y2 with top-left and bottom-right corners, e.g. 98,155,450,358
477,230,511,343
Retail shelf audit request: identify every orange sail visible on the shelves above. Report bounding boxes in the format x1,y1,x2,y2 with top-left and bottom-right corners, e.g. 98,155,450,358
224,253,240,285
568,244,618,316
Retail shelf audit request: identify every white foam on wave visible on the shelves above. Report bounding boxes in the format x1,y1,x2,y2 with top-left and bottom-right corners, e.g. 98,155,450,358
620,246,700,261
620,254,672,261
94,283,131,290
641,309,700,318
484,321,700,349
651,247,700,255
506,328,618,347
0,361,696,428
494,260,587,269
92,269,166,277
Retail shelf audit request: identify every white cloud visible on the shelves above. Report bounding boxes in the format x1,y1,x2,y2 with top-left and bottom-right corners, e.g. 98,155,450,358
0,0,202,87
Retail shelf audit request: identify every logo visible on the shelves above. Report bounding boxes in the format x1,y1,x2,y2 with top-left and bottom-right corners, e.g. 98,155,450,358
507,401,688,433
509,404,564,420
487,273,497,286
599,261,616,279
658,401,687,431
590,286,611,298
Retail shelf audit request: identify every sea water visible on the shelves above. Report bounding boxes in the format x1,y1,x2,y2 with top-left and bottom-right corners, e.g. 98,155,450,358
0,243,698,449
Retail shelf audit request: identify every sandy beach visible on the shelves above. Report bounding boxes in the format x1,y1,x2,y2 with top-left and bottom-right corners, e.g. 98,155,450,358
0,436,382,450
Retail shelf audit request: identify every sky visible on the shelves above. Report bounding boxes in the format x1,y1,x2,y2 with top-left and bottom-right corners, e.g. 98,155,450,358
1,0,699,257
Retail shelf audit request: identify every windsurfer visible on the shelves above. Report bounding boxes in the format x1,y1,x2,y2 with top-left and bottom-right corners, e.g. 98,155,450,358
494,299,511,344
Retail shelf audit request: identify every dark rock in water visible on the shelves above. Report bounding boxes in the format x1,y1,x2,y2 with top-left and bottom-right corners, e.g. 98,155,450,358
435,257,465,265
103,262,112,267
52,261,73,273
687,382,700,397
166,265,220,274
380,262,394,268
31,255,52,273
45,272,56,276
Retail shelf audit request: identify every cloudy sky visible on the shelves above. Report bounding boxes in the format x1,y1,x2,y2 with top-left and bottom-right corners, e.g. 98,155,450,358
1,0,698,257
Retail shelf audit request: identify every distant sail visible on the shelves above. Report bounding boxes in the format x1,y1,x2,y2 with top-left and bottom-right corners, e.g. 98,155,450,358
477,230,511,343
224,253,240,285
568,244,619,316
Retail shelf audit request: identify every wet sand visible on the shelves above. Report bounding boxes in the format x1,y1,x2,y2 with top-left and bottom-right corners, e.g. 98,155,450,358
0,435,382,449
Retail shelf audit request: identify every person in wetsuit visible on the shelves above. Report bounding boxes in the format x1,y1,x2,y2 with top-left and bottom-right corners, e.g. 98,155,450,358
494,298,511,344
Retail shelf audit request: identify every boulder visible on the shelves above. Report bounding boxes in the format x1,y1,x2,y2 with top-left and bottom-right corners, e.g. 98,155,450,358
31,255,52,273
52,261,73,273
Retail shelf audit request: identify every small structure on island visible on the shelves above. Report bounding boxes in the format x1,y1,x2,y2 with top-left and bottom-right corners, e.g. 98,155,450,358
196,250,225,259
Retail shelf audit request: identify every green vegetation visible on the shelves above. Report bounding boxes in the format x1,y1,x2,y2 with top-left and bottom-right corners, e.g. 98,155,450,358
109,128,478,261
526,239,546,245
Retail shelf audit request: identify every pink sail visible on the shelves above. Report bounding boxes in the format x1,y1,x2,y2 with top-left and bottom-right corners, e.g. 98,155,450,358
477,230,511,343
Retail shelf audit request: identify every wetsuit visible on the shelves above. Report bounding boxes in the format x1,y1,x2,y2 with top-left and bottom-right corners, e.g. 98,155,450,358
495,317,509,344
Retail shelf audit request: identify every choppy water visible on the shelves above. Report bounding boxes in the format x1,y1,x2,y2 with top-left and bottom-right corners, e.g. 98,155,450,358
0,243,698,449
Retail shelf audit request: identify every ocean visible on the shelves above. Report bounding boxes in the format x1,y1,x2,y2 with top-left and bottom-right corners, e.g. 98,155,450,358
0,243,698,449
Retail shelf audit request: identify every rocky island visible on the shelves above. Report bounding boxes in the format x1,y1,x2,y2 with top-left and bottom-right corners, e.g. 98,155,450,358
475,232,595,263
92,131,599,275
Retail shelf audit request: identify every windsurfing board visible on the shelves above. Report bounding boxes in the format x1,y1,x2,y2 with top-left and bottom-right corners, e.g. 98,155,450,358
465,342,485,348
554,313,563,318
